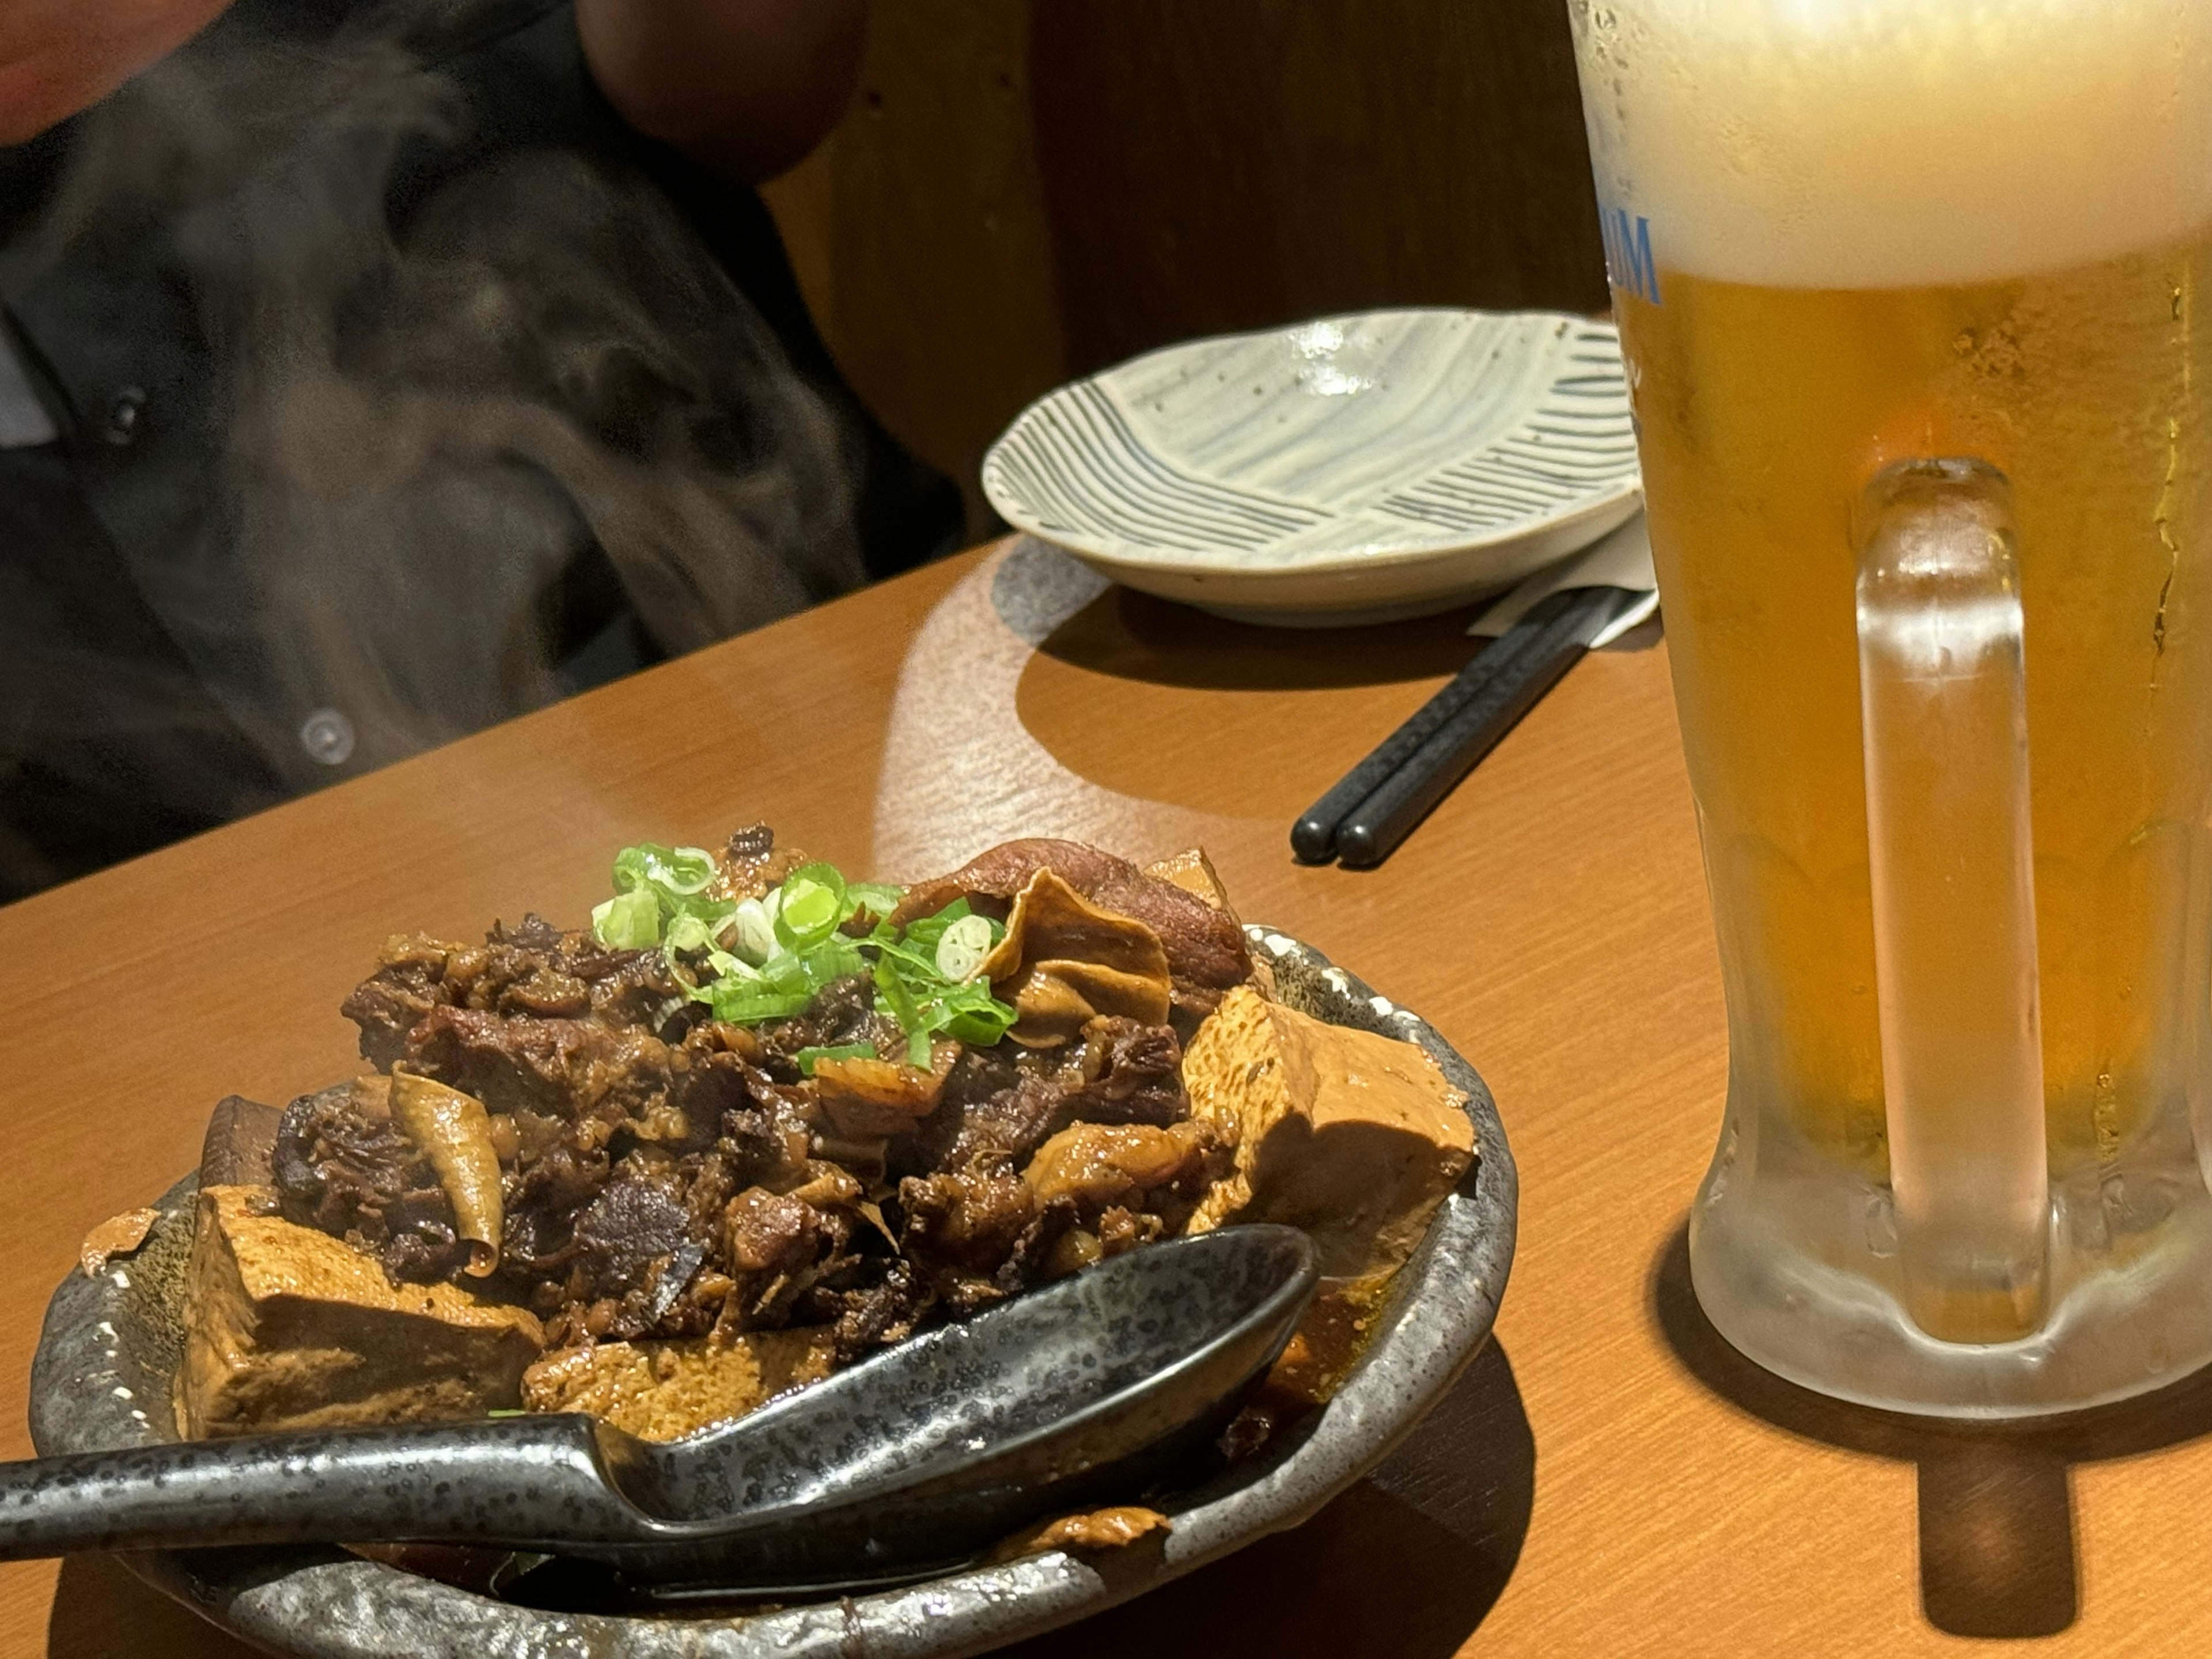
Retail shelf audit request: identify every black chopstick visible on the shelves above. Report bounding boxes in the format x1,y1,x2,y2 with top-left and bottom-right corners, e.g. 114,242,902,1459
1290,590,1584,864
1333,586,1632,869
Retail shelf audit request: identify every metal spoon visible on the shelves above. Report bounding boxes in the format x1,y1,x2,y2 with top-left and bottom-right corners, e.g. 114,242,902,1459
0,1225,1317,1590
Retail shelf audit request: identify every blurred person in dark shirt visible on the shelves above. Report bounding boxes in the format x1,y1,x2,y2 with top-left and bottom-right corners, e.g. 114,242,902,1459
0,0,960,902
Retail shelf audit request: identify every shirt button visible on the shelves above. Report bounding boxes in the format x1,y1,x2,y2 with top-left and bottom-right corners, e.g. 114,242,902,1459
103,386,145,446
300,708,357,766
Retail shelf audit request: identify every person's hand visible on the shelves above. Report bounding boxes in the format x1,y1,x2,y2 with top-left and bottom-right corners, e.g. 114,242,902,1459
0,0,236,145
575,0,868,184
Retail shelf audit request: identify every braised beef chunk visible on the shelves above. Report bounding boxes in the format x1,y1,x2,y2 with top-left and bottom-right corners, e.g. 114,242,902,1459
302,827,1245,1384
490,914,565,952
893,1020,1184,1177
585,951,683,1030
798,1256,927,1362
1065,1018,1188,1126
916,1062,1081,1175
897,1162,1069,1316
272,1082,468,1283
724,1187,820,1274
343,927,683,1071
404,1007,675,1134
502,1140,611,1273
719,823,804,902
711,1185,864,1332
559,1162,705,1340
752,976,891,1073
342,935,460,1070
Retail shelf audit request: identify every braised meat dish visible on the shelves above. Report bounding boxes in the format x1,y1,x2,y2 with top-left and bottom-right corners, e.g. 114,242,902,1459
175,828,1473,1447
275,833,1243,1353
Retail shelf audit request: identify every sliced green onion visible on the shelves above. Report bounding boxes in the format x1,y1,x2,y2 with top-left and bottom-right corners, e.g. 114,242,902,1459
593,844,1017,1053
613,843,718,899
723,897,777,965
592,888,661,949
933,912,995,982
705,949,759,983
943,998,1018,1047
774,863,847,948
663,913,717,955
845,882,904,922
873,950,925,1031
900,897,969,952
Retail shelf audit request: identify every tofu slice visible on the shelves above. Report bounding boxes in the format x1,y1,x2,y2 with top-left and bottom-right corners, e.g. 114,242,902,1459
176,1184,544,1437
521,1330,836,1441
1182,985,1474,1279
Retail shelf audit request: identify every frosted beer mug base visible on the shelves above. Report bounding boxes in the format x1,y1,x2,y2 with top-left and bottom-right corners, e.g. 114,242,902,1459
1570,0,2212,1415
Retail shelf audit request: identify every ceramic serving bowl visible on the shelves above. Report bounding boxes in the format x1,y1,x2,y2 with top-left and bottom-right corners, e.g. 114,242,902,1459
30,928,1517,1658
982,308,1642,627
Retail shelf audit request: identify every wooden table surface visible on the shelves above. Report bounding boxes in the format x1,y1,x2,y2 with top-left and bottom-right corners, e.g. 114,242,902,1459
6,539,2212,1657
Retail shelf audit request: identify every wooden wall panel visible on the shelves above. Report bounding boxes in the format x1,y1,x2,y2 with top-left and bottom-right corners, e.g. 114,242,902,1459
763,0,1068,537
766,0,1607,533
1029,0,1608,372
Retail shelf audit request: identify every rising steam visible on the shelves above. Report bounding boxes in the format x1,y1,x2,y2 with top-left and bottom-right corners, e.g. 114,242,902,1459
20,0,863,786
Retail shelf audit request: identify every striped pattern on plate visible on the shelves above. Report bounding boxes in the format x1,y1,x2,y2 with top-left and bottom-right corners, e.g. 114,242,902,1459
983,309,1641,573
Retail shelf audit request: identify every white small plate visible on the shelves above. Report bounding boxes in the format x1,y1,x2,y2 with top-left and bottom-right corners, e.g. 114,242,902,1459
982,308,1643,627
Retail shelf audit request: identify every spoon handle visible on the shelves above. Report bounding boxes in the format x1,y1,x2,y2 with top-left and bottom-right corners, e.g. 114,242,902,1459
0,1416,632,1560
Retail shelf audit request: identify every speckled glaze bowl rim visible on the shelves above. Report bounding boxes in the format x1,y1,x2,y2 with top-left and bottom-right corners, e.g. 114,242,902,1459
30,927,1518,1659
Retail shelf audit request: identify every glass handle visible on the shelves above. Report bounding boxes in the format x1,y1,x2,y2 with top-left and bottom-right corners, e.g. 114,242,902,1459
1856,460,2050,1344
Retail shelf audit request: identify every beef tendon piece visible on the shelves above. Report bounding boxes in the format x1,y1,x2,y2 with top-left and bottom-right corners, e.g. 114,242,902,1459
991,1506,1172,1563
521,1328,835,1441
1183,986,1475,1279
79,1208,160,1278
388,1069,503,1276
1023,1121,1222,1225
811,1044,955,1139
893,839,1251,1020
177,1185,544,1437
980,870,1173,1048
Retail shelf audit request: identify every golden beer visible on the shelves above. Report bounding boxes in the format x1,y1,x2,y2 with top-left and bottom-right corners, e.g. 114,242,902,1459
1619,240,2212,1180
1572,0,2212,1408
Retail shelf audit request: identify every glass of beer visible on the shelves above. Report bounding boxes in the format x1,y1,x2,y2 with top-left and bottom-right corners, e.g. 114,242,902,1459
1569,0,2212,1414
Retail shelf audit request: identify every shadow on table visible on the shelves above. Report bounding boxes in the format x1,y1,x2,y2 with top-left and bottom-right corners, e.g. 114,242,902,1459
998,1336,1536,1659
1001,538,1665,700
50,1550,257,1658
45,1343,1533,1659
1650,1222,2212,1639
996,539,1487,695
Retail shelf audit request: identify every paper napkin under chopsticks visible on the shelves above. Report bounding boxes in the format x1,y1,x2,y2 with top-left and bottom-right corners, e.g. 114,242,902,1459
1470,511,1657,647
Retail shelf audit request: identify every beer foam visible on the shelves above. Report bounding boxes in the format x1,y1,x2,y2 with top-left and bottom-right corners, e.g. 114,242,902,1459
1574,0,2212,289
